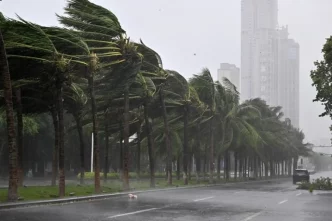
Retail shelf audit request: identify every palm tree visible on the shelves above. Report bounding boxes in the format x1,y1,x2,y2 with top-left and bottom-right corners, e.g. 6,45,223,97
214,79,261,180
0,25,18,202
158,70,203,185
158,85,172,185
136,41,172,185
135,72,157,187
59,0,128,193
190,68,216,184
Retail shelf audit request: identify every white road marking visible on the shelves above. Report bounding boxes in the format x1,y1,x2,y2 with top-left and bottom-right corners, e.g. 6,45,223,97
241,211,263,221
296,192,302,196
108,208,159,219
278,199,288,204
234,191,242,194
193,196,214,202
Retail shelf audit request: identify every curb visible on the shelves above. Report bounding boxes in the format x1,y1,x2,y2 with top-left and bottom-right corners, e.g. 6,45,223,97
0,177,291,210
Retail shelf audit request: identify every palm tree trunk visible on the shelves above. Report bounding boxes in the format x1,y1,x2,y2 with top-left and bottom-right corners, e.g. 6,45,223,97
217,154,221,180
104,112,109,183
1,28,18,201
239,156,243,178
56,82,65,197
188,154,192,181
87,73,101,193
195,154,200,184
176,155,180,180
203,145,207,180
15,88,24,187
293,157,298,174
51,106,59,186
159,89,172,186
234,152,238,180
258,160,262,179
122,86,130,190
209,120,214,184
253,156,258,179
144,102,155,188
265,162,269,178
270,159,274,177
119,121,123,179
288,160,292,176
183,107,189,185
244,157,247,178
136,124,141,180
225,150,230,180
74,114,85,185
248,157,252,178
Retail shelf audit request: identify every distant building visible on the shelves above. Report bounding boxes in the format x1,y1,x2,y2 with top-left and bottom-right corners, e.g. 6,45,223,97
241,0,279,105
278,26,300,128
241,0,300,128
217,63,240,92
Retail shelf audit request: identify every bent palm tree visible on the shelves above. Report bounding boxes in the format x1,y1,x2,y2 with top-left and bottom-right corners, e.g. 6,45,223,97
59,0,127,193
189,68,216,184
0,25,18,202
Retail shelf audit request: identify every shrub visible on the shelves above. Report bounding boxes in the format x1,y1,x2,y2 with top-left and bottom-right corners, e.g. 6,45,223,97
297,181,310,190
77,172,119,179
309,184,314,193
297,177,332,191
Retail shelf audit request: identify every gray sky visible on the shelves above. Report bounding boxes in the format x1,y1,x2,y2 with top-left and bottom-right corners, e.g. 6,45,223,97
1,0,332,144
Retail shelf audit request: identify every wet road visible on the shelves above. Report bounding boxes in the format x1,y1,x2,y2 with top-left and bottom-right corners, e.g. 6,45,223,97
1,171,332,221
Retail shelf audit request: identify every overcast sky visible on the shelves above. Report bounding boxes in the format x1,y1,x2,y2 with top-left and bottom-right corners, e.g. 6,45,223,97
1,0,332,144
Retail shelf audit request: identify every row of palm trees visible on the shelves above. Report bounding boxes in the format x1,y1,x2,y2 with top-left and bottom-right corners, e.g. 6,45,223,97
0,0,310,201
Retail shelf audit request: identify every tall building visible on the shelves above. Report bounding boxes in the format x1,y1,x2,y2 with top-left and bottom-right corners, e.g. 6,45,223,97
217,63,240,92
241,0,279,105
278,26,300,128
241,0,300,128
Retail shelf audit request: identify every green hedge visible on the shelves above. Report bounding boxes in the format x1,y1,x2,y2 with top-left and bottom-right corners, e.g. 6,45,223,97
77,172,178,180
77,172,225,180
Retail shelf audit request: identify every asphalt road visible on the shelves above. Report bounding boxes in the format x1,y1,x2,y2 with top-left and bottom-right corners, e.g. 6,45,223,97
1,171,332,221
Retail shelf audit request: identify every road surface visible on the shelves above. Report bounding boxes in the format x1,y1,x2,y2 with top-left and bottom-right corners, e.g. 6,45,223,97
1,171,332,221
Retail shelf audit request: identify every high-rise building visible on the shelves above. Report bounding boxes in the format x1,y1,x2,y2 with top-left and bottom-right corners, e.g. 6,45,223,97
241,0,300,128
241,0,279,105
217,63,240,92
278,26,300,128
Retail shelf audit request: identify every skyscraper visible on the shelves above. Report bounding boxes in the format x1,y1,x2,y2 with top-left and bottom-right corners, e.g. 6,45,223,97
241,0,279,105
278,26,300,128
241,0,300,128
217,63,240,92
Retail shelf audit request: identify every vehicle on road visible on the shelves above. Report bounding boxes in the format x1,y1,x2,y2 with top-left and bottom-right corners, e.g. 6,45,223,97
293,169,310,184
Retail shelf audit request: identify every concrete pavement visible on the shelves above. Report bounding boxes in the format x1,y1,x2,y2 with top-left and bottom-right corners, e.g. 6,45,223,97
1,171,332,221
